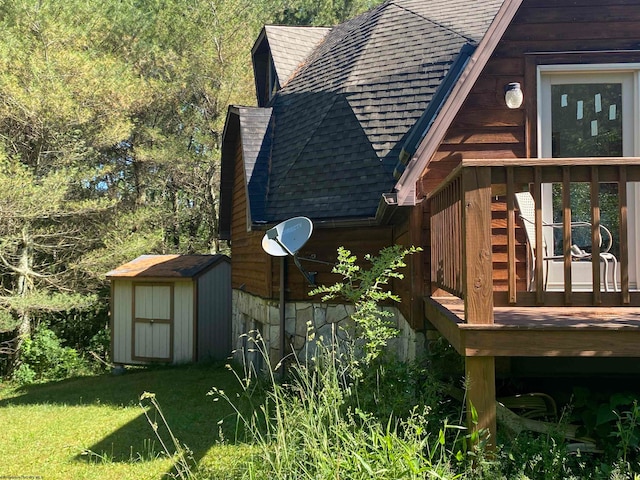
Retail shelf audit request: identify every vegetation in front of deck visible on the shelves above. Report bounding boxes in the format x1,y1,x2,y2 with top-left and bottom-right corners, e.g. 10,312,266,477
3,245,640,479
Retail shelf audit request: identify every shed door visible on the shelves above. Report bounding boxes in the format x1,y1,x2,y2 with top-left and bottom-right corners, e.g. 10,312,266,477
132,284,173,361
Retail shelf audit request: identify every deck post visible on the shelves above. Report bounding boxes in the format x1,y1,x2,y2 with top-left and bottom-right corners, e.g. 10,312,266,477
462,167,494,325
461,166,496,446
465,356,497,447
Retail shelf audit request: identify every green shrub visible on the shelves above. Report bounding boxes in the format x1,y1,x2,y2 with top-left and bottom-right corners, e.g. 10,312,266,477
492,431,580,479
13,325,91,384
45,302,110,353
309,245,421,370
89,326,111,364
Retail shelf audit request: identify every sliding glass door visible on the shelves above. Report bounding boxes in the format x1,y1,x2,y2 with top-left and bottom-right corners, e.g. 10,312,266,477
538,67,638,290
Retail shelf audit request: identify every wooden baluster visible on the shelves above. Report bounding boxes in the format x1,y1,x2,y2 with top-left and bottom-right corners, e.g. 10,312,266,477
533,167,544,304
447,184,453,291
432,194,440,290
563,167,572,304
620,166,629,304
591,167,601,305
457,177,463,296
506,167,516,304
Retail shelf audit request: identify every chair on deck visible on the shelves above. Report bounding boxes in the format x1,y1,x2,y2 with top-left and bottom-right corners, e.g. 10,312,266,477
514,191,618,292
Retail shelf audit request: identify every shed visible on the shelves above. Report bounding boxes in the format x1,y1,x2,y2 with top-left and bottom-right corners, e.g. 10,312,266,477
106,254,231,365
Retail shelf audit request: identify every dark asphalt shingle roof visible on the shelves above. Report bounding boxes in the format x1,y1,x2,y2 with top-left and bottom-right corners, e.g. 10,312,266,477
230,0,503,225
238,107,273,223
263,26,331,87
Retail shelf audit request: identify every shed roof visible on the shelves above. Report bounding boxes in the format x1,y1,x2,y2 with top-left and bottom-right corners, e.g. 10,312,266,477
221,0,504,228
106,255,229,279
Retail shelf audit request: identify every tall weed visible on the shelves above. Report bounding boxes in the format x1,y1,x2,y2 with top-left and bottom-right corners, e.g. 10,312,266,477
140,391,197,480
208,245,476,478
212,330,466,479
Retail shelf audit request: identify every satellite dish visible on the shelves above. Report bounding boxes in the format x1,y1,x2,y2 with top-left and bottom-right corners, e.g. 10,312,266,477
262,216,316,285
262,216,313,257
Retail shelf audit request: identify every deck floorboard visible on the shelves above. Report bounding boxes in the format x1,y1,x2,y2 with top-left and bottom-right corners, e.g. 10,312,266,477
433,297,640,329
426,297,640,357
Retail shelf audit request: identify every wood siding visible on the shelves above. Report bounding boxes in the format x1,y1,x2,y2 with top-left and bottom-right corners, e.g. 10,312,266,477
230,137,273,298
289,226,394,301
417,0,640,291
111,279,133,364
392,207,427,330
173,281,194,363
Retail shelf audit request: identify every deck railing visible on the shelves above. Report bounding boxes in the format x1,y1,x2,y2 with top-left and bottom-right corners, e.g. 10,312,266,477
430,173,463,298
428,158,640,318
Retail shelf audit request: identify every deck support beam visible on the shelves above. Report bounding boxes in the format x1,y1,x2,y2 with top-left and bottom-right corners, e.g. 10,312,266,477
462,167,494,325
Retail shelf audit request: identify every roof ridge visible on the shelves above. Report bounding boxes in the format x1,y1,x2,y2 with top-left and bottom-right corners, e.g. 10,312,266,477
393,1,479,44
284,0,389,84
265,24,332,31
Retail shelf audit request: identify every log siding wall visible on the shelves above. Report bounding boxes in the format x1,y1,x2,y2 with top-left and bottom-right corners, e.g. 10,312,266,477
230,138,273,298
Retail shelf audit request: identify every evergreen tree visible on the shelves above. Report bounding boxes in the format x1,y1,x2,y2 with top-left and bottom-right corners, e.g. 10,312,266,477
0,0,271,373
276,0,383,26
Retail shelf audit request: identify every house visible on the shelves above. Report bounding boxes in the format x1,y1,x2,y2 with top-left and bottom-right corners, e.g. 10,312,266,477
220,0,640,442
107,254,231,365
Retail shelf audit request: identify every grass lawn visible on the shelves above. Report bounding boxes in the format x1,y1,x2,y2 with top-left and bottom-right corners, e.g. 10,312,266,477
0,362,253,479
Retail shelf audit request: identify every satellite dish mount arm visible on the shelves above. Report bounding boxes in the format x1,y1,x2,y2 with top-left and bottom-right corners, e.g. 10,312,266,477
293,252,316,286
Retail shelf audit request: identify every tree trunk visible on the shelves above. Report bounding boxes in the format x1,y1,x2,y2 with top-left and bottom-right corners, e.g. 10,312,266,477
9,227,35,374
165,174,180,250
133,155,147,207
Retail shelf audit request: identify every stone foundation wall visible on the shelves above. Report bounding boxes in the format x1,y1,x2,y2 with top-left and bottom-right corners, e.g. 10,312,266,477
232,289,425,366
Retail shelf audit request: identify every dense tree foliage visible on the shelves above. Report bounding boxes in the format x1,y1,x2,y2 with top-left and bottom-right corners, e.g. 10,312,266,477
277,0,382,25
0,0,278,373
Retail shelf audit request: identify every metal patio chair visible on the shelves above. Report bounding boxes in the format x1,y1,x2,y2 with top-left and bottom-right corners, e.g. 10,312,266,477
514,191,618,292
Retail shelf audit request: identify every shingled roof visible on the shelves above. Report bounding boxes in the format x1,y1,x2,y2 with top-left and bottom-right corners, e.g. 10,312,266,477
106,255,229,279
261,26,331,87
221,0,504,231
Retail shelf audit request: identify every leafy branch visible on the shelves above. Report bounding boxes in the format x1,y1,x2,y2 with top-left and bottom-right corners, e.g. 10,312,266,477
309,245,421,367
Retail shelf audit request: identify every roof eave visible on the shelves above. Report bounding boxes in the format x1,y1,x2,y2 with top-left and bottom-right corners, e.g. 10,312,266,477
392,0,524,207
251,216,382,231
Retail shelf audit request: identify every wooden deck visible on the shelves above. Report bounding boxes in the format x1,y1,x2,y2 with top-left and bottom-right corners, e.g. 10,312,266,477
426,297,640,358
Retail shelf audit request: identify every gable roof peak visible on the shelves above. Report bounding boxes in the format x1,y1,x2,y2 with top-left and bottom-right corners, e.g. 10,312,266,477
392,0,523,207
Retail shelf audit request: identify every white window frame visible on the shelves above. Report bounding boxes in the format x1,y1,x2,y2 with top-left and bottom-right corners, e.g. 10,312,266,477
537,64,640,290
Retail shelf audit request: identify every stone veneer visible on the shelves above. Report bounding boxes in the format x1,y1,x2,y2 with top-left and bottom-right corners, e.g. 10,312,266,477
232,289,425,366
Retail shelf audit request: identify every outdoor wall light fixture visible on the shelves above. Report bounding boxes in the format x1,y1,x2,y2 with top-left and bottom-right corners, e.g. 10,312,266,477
504,82,523,109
